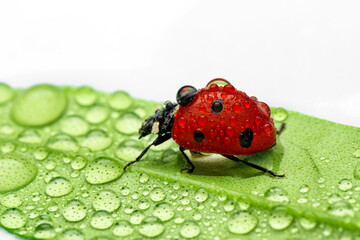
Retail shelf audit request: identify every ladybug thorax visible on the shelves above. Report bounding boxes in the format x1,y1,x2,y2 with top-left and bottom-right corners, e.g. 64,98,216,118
171,82,276,155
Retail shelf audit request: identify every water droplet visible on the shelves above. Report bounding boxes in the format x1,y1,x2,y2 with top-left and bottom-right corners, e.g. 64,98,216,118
223,201,235,212
138,200,150,210
85,105,109,124
139,217,164,238
62,200,87,222
354,162,360,179
47,134,79,152
46,177,73,197
353,149,360,158
61,116,89,136
0,124,15,136
227,211,258,234
264,187,289,203
139,173,150,183
113,221,133,237
328,201,354,217
85,157,123,184
130,210,145,225
180,221,201,238
150,187,166,202
120,186,131,196
108,91,132,110
338,179,353,191
116,141,143,161
0,208,26,229
0,83,14,103
33,148,49,161
152,203,174,221
268,208,293,230
299,218,317,230
0,153,37,192
81,129,112,151
44,171,61,183
299,184,310,193
90,211,114,230
71,156,88,170
194,189,208,203
18,129,42,144
75,87,96,106
34,223,56,239
1,142,15,153
45,159,56,170
92,190,121,212
1,194,22,208
61,229,84,240
11,84,67,127
273,108,288,122
115,113,142,135
47,203,59,212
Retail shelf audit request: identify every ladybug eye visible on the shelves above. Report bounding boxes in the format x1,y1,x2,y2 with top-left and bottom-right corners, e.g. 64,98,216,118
176,85,197,106
239,128,253,148
211,99,224,114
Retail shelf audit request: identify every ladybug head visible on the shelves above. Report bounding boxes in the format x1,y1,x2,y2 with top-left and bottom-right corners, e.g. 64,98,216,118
176,85,197,106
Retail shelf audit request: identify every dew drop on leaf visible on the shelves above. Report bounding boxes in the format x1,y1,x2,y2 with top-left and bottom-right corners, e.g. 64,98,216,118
113,221,133,237
75,87,96,106
194,189,208,203
108,91,132,110
268,208,293,230
85,105,109,124
115,113,142,135
61,229,84,240
139,217,165,238
1,194,22,208
227,211,258,234
152,203,175,221
0,83,14,103
0,208,26,229
61,116,89,136
90,211,114,230
264,187,289,203
85,157,123,184
338,179,353,191
92,190,121,213
45,177,73,197
62,200,87,222
34,223,56,239
180,221,201,238
81,129,112,151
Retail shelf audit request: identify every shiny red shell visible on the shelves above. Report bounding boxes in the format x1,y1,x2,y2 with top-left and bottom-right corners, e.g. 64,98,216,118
171,79,277,155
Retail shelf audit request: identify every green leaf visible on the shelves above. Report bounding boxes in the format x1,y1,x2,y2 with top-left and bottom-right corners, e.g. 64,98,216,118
0,83,359,239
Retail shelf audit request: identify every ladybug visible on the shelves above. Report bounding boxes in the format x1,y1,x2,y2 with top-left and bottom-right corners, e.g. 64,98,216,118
124,78,285,177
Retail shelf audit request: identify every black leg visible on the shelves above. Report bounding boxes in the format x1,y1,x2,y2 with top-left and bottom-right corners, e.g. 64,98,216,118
123,133,172,171
276,123,286,135
222,155,285,177
179,146,195,173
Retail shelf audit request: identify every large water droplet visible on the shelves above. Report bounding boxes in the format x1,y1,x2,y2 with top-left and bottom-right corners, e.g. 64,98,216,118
1,142,15,153
268,208,293,230
194,189,208,203
85,157,123,184
90,211,114,230
46,177,73,197
0,83,14,104
264,187,289,203
150,187,166,202
180,221,201,239
61,116,89,136
85,105,109,124
11,84,67,127
47,134,79,152
113,221,133,237
227,211,258,234
108,91,132,110
0,153,37,192
18,129,42,144
34,223,56,239
92,190,121,212
0,208,26,229
60,229,84,240
1,194,22,208
273,108,288,122
71,156,88,170
338,179,353,191
130,210,145,225
139,217,164,238
152,203,174,221
81,129,112,151
62,200,87,222
115,113,142,135
75,86,96,106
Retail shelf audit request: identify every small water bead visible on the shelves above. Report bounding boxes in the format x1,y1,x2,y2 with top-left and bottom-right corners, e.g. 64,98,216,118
264,187,289,203
115,113,142,135
0,83,14,103
150,187,166,202
180,221,201,239
120,186,131,196
299,184,310,193
124,205,135,214
44,171,61,183
273,108,288,122
0,124,15,136
194,189,208,203
61,229,84,240
92,190,121,212
130,211,145,225
317,177,325,184
48,204,59,212
113,221,134,237
139,173,150,183
71,156,88,170
353,162,360,179
46,177,73,197
0,153,37,192
45,160,57,170
0,208,26,229
1,142,15,153
61,116,89,136
268,208,293,230
90,211,114,230
81,129,112,151
108,91,132,110
353,149,360,158
152,203,175,221
34,223,56,239
62,200,87,222
299,218,317,230
139,217,165,238
338,179,353,191
47,134,79,152
1,194,22,208
85,157,123,184
75,87,97,106
18,129,42,144
328,201,354,217
223,201,235,212
138,200,150,210
11,84,67,127
33,148,49,161
227,211,258,235
85,105,109,124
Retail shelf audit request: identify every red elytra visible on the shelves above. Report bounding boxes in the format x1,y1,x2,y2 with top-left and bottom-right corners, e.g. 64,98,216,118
171,79,276,155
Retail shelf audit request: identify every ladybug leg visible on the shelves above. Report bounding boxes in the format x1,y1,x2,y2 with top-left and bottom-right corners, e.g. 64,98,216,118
276,123,286,135
179,146,195,173
123,133,172,171
222,155,285,178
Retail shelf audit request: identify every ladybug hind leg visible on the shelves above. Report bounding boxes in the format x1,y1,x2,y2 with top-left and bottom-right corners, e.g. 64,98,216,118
276,123,286,135
179,146,195,173
222,155,285,178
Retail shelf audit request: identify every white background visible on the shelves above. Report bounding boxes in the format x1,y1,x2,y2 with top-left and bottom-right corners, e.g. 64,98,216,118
0,1,360,239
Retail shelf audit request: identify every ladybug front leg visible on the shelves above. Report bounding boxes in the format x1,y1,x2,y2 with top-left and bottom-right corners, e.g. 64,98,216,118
179,146,195,173
276,123,286,135
123,133,172,171
222,155,285,177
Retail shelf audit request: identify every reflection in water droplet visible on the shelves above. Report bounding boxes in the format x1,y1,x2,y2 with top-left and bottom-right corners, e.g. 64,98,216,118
227,211,258,234
92,190,121,213
113,221,133,237
46,177,73,197
18,129,42,144
139,217,164,238
90,211,114,230
75,87,96,106
338,179,353,191
108,91,132,110
81,129,112,151
0,208,26,229
152,203,174,221
85,105,109,124
115,113,142,135
85,157,123,184
150,187,166,202
34,223,56,239
47,134,79,152
61,116,89,136
180,221,201,239
264,187,289,203
268,208,293,230
61,229,84,240
62,200,87,222
194,189,208,203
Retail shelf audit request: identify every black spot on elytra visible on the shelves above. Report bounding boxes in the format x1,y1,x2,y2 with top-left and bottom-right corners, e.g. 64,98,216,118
211,99,224,114
194,131,205,143
239,128,253,148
